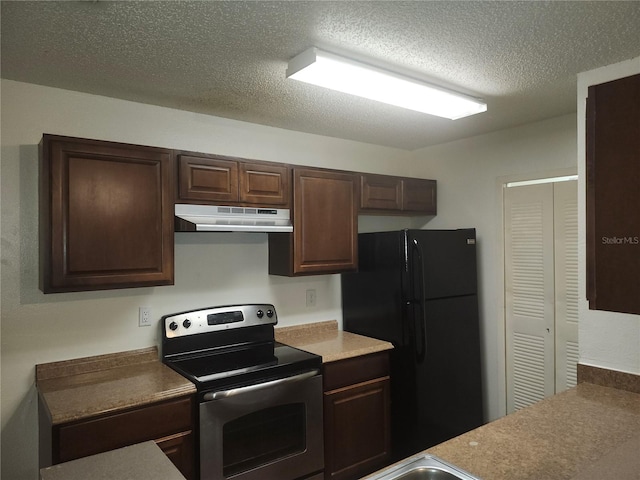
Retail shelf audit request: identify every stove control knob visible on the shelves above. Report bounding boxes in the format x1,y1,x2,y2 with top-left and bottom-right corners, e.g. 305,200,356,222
169,321,178,331
183,319,192,329
266,309,274,318
256,309,264,318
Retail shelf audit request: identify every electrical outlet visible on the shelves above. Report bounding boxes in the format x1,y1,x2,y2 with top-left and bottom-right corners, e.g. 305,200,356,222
139,306,152,327
306,289,316,307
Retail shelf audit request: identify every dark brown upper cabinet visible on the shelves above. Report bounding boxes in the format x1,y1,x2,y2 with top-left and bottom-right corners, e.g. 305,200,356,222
38,134,442,290
269,167,358,276
586,73,640,314
39,135,174,293
402,177,437,214
359,174,437,215
239,161,290,206
177,152,290,207
178,153,239,203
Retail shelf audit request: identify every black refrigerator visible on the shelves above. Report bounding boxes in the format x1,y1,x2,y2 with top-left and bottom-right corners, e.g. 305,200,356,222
341,229,484,460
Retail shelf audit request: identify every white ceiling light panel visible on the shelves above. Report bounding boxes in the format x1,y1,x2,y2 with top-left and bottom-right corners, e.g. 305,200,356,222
287,47,487,120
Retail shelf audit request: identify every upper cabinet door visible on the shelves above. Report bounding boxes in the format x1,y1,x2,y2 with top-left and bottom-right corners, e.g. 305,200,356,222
359,174,437,215
360,174,403,211
239,162,290,207
269,168,358,276
40,135,174,293
177,153,290,207
294,168,358,274
402,178,437,214
586,73,640,315
177,154,239,203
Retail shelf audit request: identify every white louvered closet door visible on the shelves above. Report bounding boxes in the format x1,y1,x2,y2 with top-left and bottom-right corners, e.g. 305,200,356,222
504,180,578,413
553,180,579,392
505,183,556,412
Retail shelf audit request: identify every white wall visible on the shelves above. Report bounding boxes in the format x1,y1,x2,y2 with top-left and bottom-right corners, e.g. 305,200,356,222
409,114,578,421
576,56,640,375
0,80,416,480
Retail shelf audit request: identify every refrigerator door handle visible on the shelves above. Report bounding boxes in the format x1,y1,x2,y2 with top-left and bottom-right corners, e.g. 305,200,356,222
411,238,427,363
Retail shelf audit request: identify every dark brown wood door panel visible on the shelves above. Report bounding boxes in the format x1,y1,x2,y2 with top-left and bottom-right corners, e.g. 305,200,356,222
587,73,640,314
40,135,174,292
239,162,290,206
178,154,239,202
323,377,391,480
360,174,403,211
293,168,358,275
156,431,195,480
359,174,437,215
403,178,437,214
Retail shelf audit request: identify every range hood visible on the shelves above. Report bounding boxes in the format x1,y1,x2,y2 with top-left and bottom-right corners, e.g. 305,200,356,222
175,204,293,233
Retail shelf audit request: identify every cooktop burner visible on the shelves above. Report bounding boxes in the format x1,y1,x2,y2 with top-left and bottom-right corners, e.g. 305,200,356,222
160,304,322,395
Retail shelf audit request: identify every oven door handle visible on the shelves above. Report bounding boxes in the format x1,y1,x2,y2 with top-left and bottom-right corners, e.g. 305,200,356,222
203,369,320,401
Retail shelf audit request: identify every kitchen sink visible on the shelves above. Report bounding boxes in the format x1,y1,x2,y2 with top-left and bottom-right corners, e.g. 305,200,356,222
366,454,481,480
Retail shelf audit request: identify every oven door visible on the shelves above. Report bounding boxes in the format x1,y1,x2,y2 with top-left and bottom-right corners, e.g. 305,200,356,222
199,370,324,480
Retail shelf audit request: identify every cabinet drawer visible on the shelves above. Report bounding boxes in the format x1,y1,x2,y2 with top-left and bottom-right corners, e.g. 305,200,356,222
57,396,193,463
323,352,390,392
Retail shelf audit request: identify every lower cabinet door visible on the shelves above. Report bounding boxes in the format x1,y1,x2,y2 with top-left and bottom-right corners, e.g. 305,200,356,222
156,431,195,480
323,377,391,480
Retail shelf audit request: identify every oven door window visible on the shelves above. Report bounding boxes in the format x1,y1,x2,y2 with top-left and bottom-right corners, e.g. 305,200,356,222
223,403,306,477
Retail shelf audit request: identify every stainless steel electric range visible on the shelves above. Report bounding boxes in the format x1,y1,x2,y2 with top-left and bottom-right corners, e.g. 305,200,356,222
161,304,324,480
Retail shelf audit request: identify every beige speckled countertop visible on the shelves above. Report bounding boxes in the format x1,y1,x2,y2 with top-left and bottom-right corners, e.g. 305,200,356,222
365,381,640,480
275,320,393,362
36,321,388,424
40,441,186,480
36,347,195,424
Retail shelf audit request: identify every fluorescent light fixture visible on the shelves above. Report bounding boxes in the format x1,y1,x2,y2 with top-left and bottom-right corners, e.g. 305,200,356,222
286,47,487,120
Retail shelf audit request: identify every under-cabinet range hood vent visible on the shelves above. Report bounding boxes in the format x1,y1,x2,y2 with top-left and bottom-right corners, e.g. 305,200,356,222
175,204,293,233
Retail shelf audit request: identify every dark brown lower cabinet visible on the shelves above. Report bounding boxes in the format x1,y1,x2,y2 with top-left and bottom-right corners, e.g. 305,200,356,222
39,395,195,480
156,431,195,480
323,352,391,480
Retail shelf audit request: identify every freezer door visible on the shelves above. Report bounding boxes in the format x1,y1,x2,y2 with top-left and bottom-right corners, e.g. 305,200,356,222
409,229,478,299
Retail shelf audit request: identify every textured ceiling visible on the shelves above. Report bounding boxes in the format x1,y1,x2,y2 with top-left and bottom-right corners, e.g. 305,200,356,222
2,1,640,150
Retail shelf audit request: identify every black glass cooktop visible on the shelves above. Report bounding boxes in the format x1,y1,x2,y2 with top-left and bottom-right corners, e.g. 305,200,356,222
165,341,321,393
